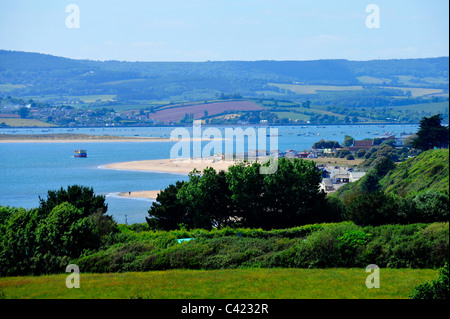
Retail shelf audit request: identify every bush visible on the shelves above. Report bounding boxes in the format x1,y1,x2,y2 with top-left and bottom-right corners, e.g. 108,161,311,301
0,207,40,276
343,191,399,226
0,199,116,276
35,202,99,259
410,263,449,299
356,149,366,158
413,190,449,222
77,252,110,273
73,222,448,272
337,230,373,266
294,222,360,268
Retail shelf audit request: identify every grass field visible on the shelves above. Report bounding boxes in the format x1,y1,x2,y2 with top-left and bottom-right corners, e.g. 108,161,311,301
380,87,445,98
0,84,27,92
0,268,437,299
388,101,449,113
0,118,56,127
356,76,391,84
307,156,364,167
273,111,310,121
268,83,364,94
77,95,117,103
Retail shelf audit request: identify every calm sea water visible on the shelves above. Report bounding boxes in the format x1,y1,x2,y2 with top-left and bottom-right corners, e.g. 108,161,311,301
0,124,418,224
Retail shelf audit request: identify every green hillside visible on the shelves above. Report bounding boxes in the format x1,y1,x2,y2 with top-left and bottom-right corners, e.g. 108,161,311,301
336,149,449,199
380,149,449,196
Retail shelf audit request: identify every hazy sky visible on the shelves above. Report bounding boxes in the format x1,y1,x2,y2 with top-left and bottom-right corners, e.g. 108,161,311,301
1,0,448,61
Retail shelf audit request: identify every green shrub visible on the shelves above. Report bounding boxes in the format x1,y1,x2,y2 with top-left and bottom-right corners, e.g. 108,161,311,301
413,190,449,222
387,233,434,268
356,149,366,158
107,242,156,272
76,252,110,273
337,230,373,266
410,263,449,299
141,252,169,270
294,222,360,268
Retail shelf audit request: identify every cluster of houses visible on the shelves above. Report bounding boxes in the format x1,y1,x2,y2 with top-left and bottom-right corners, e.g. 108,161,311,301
316,134,415,193
266,133,414,193
0,102,157,127
318,166,366,193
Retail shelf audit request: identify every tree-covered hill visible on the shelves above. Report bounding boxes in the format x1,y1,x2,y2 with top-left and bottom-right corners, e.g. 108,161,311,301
0,50,448,103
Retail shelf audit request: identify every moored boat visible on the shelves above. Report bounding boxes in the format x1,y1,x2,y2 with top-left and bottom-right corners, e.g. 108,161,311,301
74,149,87,157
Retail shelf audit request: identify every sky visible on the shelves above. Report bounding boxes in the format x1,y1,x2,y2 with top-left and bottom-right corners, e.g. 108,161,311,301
0,0,448,62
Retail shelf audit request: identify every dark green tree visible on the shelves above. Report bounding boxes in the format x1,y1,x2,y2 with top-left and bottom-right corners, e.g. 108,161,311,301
265,158,326,227
177,168,233,229
0,207,40,276
343,135,354,147
0,200,108,276
359,170,381,193
342,191,399,226
412,114,449,151
226,162,266,228
38,185,116,245
35,202,99,262
38,185,108,218
312,139,341,149
18,106,30,118
146,181,186,230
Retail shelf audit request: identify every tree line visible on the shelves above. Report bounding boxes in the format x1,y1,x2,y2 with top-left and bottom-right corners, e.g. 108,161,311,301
146,158,332,230
0,185,116,276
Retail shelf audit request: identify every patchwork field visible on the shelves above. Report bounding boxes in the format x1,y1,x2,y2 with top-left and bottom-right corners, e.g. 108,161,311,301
147,101,263,122
0,268,437,299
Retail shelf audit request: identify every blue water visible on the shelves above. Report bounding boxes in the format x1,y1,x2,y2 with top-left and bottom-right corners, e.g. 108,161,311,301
0,124,418,224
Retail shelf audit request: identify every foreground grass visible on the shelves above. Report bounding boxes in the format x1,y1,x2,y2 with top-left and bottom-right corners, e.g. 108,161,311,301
0,268,437,299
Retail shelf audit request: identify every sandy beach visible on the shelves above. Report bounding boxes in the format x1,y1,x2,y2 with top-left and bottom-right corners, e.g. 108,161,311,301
0,133,220,143
103,157,237,175
108,158,238,200
117,190,161,199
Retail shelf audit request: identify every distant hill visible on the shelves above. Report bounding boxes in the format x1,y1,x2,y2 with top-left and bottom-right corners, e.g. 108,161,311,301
0,50,448,103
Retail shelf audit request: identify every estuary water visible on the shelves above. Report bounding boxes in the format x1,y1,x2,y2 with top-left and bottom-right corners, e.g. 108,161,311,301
0,124,418,224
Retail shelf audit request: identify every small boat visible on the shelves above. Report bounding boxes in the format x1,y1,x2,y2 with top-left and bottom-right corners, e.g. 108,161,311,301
74,149,87,158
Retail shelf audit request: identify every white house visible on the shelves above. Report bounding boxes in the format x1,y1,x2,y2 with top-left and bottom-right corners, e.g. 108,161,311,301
349,172,366,182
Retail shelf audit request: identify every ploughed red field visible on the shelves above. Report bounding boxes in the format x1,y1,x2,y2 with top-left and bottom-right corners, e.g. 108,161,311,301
147,101,262,122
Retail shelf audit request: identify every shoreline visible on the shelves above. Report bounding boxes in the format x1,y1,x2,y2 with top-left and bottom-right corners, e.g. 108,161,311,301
116,190,161,200
0,133,221,143
108,158,237,200
103,158,237,175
